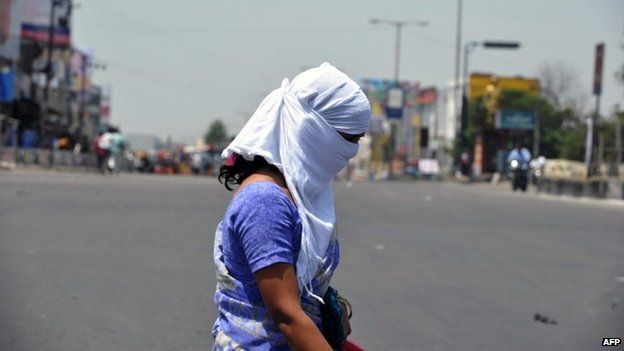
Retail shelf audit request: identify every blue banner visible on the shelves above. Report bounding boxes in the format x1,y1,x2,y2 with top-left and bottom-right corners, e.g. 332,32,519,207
495,109,534,130
0,67,14,102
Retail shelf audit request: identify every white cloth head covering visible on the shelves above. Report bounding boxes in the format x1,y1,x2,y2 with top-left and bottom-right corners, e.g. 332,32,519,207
222,62,371,300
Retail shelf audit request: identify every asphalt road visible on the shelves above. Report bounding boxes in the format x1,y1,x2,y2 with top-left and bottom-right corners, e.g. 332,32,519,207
1,171,622,351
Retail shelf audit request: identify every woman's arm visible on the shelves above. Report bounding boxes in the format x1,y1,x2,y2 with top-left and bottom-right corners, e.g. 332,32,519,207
255,263,332,351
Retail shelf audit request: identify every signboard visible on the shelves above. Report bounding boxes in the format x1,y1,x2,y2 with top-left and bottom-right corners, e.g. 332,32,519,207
0,0,21,60
361,78,419,119
416,87,437,105
0,66,14,102
418,159,440,176
593,43,605,96
469,74,540,102
386,87,404,120
21,0,71,47
495,109,534,130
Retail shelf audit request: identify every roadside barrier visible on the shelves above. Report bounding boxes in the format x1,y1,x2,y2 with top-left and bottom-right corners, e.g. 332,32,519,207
0,147,98,169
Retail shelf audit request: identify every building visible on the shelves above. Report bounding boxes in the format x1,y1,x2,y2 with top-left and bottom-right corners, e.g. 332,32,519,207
468,73,541,175
0,0,110,152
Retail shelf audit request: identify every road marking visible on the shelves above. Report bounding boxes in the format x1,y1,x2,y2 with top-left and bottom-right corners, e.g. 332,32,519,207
615,276,624,283
374,244,385,250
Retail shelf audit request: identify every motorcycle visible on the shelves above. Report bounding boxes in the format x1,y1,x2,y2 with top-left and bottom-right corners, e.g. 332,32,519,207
530,166,542,185
509,159,528,192
105,154,118,175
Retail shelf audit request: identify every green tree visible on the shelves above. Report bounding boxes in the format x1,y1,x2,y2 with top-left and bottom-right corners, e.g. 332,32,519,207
204,120,228,146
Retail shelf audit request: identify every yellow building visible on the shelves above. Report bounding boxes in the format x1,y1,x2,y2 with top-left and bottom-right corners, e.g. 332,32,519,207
469,73,540,102
468,73,541,175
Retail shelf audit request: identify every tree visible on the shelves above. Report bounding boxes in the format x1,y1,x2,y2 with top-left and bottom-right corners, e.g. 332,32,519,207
204,120,228,146
538,61,588,116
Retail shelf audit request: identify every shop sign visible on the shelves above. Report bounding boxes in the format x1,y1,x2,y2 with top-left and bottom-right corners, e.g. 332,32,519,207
495,109,534,130
386,87,404,120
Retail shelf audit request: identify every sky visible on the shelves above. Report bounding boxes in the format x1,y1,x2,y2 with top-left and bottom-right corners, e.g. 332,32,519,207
72,0,624,142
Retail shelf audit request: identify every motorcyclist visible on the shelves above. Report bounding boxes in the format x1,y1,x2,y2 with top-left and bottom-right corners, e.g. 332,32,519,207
507,142,531,191
508,142,531,169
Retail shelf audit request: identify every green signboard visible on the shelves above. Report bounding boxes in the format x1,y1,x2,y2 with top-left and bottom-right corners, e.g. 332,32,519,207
495,110,534,130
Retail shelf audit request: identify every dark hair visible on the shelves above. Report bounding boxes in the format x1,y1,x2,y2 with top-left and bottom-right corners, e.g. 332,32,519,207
218,154,279,191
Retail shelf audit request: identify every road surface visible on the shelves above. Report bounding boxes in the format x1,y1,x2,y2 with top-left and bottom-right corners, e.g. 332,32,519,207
1,171,622,350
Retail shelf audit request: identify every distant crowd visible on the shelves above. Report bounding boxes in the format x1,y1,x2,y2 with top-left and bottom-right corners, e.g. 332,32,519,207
127,148,223,176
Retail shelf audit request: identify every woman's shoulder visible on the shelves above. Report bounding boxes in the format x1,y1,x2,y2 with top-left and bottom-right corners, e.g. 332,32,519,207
228,181,298,218
224,181,302,245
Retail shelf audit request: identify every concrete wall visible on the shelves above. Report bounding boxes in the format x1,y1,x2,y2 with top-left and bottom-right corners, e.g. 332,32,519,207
537,177,624,200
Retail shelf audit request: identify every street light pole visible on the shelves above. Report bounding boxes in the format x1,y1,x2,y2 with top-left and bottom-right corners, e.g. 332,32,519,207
457,40,520,173
369,19,428,180
459,41,480,154
615,104,622,177
462,42,481,89
454,0,462,156
394,24,402,81
369,19,428,82
43,0,59,122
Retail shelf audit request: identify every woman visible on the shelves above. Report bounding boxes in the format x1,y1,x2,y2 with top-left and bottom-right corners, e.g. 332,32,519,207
212,63,370,350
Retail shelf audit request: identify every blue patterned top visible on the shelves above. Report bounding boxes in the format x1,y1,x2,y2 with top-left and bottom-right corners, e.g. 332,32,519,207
212,182,340,350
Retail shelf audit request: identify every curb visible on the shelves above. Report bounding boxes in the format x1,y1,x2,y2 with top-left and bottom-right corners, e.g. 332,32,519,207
535,192,624,207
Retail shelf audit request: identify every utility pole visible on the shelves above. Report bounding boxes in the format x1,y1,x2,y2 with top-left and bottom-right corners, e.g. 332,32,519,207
533,108,540,157
42,0,59,168
41,0,71,143
394,25,402,81
598,131,604,172
587,42,605,176
454,0,462,157
77,51,88,136
42,0,59,123
456,40,520,176
369,18,428,179
369,19,429,82
598,131,605,195
594,93,601,173
459,41,480,156
615,104,622,177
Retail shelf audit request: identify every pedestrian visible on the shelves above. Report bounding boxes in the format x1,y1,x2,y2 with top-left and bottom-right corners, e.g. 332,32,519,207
108,127,124,174
93,131,108,171
97,129,114,173
460,150,471,177
212,63,370,350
